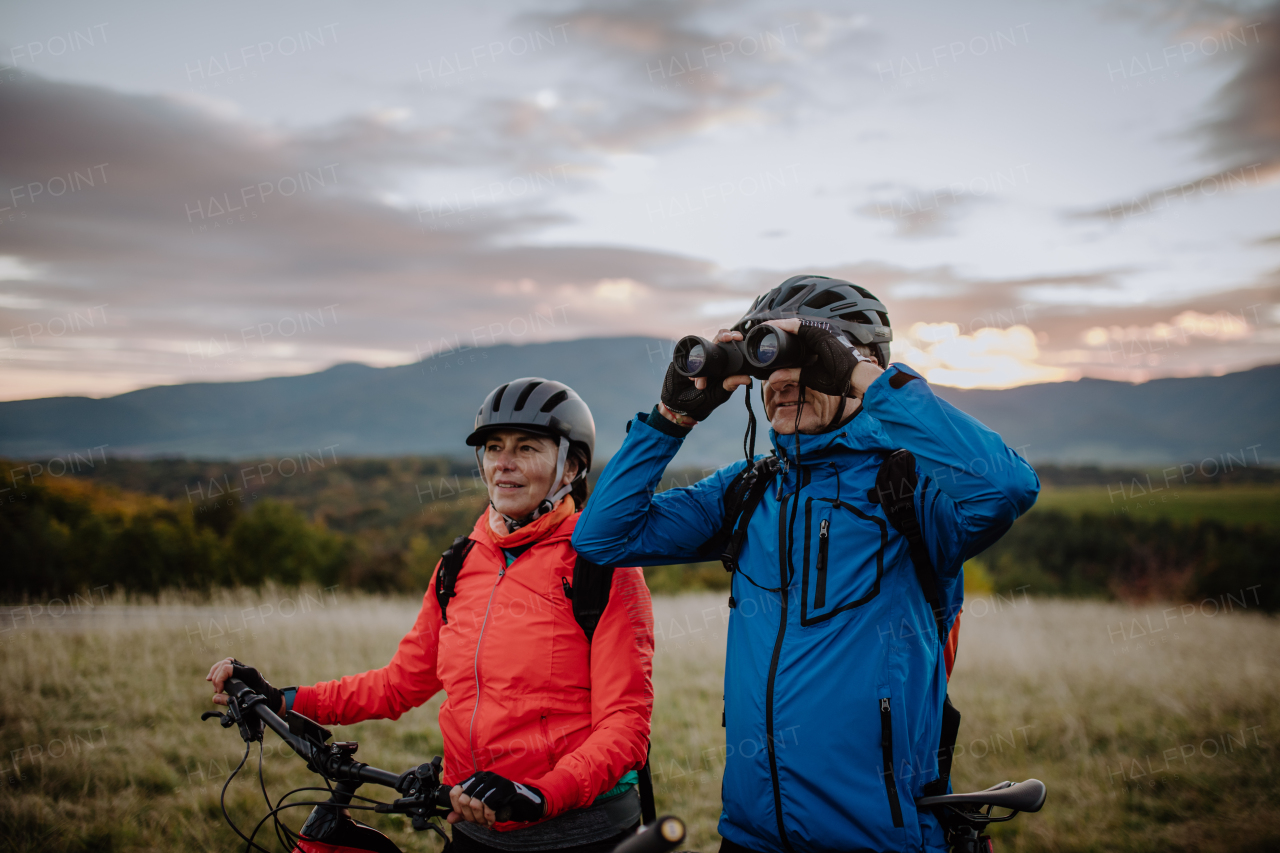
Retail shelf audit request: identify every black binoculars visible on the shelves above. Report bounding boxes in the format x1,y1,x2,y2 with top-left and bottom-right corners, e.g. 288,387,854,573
673,325,807,381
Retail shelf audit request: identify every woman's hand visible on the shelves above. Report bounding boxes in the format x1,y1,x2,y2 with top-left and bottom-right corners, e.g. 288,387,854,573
448,783,496,827
206,657,287,715
447,771,546,826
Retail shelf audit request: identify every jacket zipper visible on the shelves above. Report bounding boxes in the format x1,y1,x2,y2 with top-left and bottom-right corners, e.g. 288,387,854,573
468,566,505,771
814,518,829,608
879,697,905,828
765,490,795,852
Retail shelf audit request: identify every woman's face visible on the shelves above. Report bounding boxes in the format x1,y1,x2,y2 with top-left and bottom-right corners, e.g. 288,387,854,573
480,430,578,519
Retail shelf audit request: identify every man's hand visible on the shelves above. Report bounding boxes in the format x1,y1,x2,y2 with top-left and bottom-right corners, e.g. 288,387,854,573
660,328,749,422
448,771,545,826
764,319,883,398
206,658,287,715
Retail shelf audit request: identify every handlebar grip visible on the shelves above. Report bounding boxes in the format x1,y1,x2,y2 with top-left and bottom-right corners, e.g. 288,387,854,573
613,816,686,853
433,786,454,809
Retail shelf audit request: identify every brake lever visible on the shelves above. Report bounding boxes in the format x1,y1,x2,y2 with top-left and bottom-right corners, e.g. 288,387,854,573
379,757,451,830
201,710,234,728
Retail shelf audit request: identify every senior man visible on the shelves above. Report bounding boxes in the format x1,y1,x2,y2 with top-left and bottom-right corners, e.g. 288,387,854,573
572,275,1040,853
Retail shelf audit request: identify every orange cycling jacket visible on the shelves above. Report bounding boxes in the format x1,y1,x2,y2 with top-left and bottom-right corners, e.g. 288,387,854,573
293,507,655,824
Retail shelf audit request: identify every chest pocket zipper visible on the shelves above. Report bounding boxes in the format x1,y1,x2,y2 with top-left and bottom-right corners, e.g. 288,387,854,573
879,697,905,828
814,519,830,608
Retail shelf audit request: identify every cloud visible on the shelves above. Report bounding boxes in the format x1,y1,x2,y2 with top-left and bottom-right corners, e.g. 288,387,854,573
757,261,1280,384
0,73,741,397
854,187,990,239
1082,309,1254,346
512,0,866,153
896,323,1071,389
1075,1,1280,222
1198,2,1280,174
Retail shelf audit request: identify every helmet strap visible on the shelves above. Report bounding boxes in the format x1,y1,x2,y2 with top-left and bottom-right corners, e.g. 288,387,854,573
542,436,573,509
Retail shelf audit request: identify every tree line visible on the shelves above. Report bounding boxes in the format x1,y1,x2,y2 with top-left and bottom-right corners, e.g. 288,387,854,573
0,458,1274,610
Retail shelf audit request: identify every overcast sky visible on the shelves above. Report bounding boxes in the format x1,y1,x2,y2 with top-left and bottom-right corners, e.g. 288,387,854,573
1,0,1277,400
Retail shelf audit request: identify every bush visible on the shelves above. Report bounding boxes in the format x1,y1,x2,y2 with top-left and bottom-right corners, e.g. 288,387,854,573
980,511,1279,611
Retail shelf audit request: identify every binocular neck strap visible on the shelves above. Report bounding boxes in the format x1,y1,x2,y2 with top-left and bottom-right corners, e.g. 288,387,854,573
823,387,851,433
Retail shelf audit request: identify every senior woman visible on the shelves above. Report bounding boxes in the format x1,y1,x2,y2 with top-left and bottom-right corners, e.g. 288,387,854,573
207,378,655,853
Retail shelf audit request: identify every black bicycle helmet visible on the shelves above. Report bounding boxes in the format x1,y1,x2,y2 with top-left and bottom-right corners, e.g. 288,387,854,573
733,275,892,367
466,377,595,470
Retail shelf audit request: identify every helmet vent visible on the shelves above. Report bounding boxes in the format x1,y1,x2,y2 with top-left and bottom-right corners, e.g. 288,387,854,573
512,380,543,411
491,383,510,412
805,289,845,310
539,389,569,412
778,284,806,306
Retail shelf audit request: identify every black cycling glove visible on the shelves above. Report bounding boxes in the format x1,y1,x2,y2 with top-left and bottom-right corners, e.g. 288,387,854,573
660,361,734,422
795,320,866,396
229,660,287,714
458,770,546,822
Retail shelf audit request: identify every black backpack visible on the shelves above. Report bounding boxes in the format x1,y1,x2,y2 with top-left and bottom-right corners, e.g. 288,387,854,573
433,536,657,821
701,448,961,797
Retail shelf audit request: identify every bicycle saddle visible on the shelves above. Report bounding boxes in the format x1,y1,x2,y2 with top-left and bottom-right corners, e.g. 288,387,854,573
916,779,1047,813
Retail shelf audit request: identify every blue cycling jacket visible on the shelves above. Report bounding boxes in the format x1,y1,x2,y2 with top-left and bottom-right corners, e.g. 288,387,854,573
572,365,1040,853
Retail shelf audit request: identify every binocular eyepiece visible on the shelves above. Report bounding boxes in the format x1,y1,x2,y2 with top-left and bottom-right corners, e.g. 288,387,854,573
673,325,808,381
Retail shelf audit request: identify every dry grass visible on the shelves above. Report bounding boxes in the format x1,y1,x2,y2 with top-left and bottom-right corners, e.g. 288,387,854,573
1,587,1277,852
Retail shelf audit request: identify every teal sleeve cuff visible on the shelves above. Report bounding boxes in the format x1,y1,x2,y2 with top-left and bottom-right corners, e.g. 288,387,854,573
283,686,297,712
646,404,693,438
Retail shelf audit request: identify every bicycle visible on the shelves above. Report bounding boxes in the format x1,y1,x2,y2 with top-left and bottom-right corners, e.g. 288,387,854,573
203,677,686,853
204,677,1043,853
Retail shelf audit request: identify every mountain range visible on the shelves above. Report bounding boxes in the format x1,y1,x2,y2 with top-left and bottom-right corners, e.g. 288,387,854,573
2,336,1277,468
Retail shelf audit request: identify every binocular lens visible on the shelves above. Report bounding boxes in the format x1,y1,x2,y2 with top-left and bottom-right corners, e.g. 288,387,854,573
752,331,780,366
743,324,806,373
673,333,746,378
684,343,707,375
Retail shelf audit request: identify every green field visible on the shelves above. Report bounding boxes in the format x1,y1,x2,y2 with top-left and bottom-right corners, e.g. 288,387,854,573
2,588,1277,852
1032,484,1280,530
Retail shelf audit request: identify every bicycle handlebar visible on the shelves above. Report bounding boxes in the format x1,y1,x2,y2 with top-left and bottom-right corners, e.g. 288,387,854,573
212,679,681,850
221,678,409,793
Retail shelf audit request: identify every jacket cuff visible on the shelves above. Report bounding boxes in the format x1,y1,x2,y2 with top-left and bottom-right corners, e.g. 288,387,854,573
645,404,693,438
526,766,584,817
292,685,320,721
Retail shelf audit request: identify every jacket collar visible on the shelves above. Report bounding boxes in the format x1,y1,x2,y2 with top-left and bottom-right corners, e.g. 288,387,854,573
470,501,578,553
769,404,894,466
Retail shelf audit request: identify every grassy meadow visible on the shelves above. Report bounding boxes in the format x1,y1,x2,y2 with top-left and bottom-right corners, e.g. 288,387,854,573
1,587,1277,853
1032,483,1280,531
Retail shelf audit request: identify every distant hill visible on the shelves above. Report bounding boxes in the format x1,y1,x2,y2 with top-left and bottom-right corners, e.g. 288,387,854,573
1,337,1277,467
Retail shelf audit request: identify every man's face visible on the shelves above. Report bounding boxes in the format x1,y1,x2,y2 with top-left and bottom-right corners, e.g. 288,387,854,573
762,368,858,435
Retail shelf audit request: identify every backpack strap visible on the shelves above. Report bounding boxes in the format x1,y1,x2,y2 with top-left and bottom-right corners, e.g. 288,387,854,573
637,746,657,824
568,555,615,642
696,455,781,572
435,535,475,624
922,695,962,798
870,449,947,646
564,557,655,819
869,449,962,798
